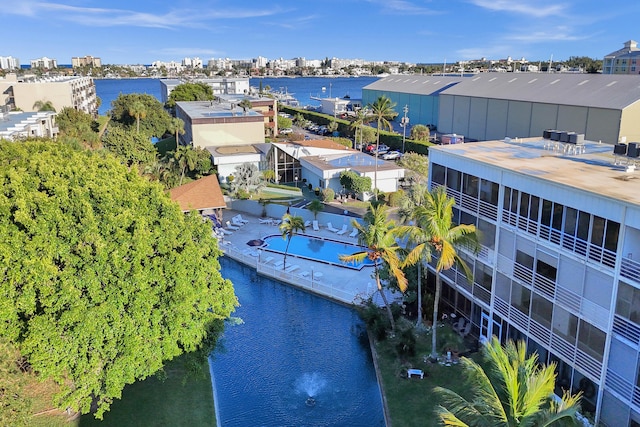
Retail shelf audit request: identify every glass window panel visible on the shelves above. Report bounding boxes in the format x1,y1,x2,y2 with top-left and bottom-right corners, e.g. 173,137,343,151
460,211,476,227
577,211,590,241
503,187,513,211
446,169,461,192
432,163,446,185
578,321,605,362
536,260,557,281
519,192,530,218
451,207,461,225
541,200,553,226
553,306,578,343
604,220,620,252
462,174,479,198
529,196,540,222
564,207,577,236
552,203,564,231
511,282,531,315
531,293,553,328
474,261,492,291
480,179,498,205
590,216,605,246
495,273,511,301
478,219,496,249
516,250,534,270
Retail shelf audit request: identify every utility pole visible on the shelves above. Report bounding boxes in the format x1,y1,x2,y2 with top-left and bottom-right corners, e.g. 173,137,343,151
401,105,409,153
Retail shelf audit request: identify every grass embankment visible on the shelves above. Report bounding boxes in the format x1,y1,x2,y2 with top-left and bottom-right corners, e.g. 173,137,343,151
373,326,477,427
76,356,215,427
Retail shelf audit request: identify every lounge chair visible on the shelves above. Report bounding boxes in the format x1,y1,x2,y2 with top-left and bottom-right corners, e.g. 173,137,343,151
452,317,466,334
458,322,472,338
336,224,348,235
326,222,339,232
236,214,250,224
263,256,274,265
348,228,358,238
274,260,284,269
259,218,273,225
226,221,239,231
231,217,245,227
285,265,300,273
304,220,311,228
313,220,320,231
218,227,233,235
272,219,282,226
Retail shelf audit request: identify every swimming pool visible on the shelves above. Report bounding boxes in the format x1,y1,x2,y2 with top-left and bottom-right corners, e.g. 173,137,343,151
262,234,375,269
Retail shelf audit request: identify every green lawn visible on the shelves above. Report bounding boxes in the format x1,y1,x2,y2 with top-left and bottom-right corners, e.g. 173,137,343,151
374,326,477,427
76,356,215,427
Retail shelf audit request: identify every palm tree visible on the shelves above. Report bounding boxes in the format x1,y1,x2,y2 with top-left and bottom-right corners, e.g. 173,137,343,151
238,99,252,115
32,99,56,112
128,100,147,134
170,117,185,150
174,146,198,186
411,186,479,359
307,199,323,219
339,204,407,332
279,214,306,271
435,337,582,427
368,96,396,192
351,108,372,151
396,183,432,328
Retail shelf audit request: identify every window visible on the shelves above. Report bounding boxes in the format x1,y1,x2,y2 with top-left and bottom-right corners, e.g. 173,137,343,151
519,192,530,218
446,169,461,192
552,203,563,231
511,282,531,315
577,211,590,241
577,321,605,361
480,179,498,205
564,207,578,236
604,220,620,252
432,164,446,185
541,200,553,227
462,173,479,198
474,261,492,291
553,306,578,344
516,250,534,270
531,293,553,328
616,281,640,324
591,216,605,246
503,187,518,214
536,259,557,282
529,196,540,222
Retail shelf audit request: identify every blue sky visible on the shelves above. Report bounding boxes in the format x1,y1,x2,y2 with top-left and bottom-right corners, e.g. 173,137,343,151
2,0,639,65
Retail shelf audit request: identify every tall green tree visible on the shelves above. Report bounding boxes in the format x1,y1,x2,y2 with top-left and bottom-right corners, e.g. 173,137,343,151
0,140,237,418
238,99,252,115
165,82,214,108
279,214,306,271
110,93,172,138
339,204,407,331
396,183,433,328
102,126,157,168
174,145,199,186
398,152,430,184
0,338,32,427
409,124,430,142
169,117,185,150
128,100,147,134
435,337,582,427
409,186,479,359
307,199,323,219
368,96,397,191
351,108,372,150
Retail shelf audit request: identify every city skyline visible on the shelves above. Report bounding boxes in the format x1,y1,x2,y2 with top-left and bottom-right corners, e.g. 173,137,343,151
1,0,640,65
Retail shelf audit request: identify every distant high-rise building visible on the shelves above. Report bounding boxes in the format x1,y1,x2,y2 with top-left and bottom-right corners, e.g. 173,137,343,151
0,56,20,70
72,55,102,68
603,40,640,74
30,57,57,69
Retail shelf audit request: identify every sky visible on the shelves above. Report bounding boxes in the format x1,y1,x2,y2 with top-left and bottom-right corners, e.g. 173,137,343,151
2,0,640,65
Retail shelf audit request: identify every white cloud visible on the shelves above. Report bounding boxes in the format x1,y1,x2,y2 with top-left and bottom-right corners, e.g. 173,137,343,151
456,45,511,60
469,0,567,18
364,0,440,15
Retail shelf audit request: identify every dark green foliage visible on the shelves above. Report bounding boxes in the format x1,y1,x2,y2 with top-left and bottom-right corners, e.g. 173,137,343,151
357,298,390,341
329,137,352,148
110,93,173,138
165,82,214,108
395,327,417,357
387,189,405,207
0,141,237,418
340,170,372,194
102,126,157,167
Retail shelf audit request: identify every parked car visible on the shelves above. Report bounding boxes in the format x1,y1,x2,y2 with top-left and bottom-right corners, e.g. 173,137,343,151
279,128,293,135
364,143,390,154
382,150,402,160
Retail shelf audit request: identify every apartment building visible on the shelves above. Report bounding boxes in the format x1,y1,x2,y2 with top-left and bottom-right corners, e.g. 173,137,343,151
30,56,57,69
603,40,640,75
159,78,251,104
72,55,102,68
427,136,640,426
0,74,97,116
0,56,20,70
0,111,58,140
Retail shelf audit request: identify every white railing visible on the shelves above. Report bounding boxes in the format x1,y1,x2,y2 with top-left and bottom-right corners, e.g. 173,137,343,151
621,257,640,284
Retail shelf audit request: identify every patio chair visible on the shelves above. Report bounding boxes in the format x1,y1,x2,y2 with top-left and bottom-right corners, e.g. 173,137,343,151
237,214,250,224
231,217,245,227
274,260,284,269
218,227,233,235
452,317,466,334
313,220,320,231
285,265,300,274
326,222,339,232
272,219,282,226
259,218,273,225
263,256,274,265
336,224,348,235
348,228,358,238
458,321,472,338
304,220,312,228
226,221,239,231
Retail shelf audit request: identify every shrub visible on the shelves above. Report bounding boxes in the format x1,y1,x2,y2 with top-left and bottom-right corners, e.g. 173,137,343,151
395,327,417,357
387,189,405,207
321,187,335,202
236,188,250,199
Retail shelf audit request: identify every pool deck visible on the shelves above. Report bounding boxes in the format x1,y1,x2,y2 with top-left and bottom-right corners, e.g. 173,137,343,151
216,210,397,305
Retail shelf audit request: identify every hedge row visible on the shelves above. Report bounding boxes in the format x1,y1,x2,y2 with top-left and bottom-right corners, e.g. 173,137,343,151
279,105,433,155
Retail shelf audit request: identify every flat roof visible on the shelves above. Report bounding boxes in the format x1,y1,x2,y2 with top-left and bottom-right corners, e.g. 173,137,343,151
0,112,52,132
177,101,263,119
363,75,464,96
430,138,640,207
440,74,640,110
